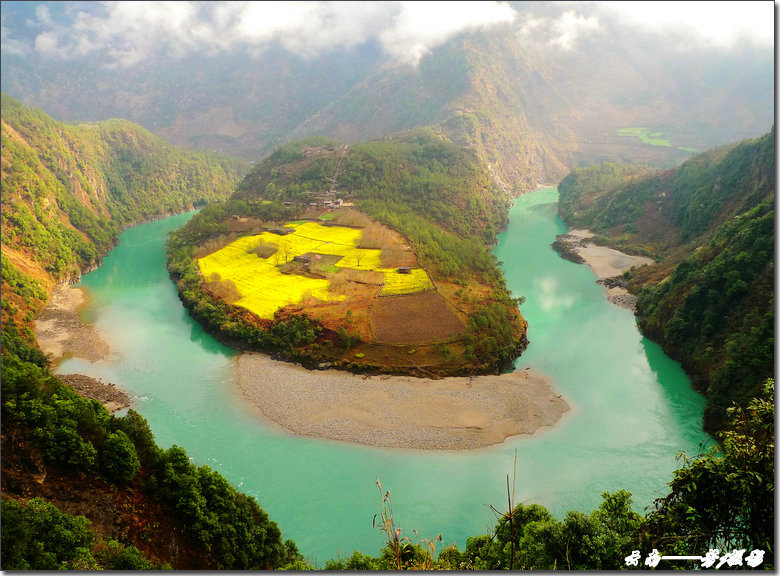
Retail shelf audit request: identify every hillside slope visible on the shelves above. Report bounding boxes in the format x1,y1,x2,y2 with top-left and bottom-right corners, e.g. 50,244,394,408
1,94,247,342
0,97,306,569
557,131,775,433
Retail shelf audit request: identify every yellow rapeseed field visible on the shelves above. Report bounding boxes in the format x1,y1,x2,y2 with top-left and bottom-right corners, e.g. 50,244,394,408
378,268,434,296
197,222,385,319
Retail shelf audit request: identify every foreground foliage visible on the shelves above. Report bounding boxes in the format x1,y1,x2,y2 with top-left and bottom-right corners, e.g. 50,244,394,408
638,379,774,569
0,334,292,570
1,498,159,570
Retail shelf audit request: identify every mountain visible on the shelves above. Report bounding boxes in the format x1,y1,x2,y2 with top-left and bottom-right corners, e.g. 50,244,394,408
1,95,247,343
1,4,772,193
557,130,775,433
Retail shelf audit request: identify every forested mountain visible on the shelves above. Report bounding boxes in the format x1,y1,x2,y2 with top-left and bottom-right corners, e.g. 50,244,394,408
1,95,247,340
557,131,775,433
1,3,772,192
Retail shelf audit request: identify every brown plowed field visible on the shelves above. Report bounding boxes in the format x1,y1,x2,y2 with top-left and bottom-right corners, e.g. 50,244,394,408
369,291,465,344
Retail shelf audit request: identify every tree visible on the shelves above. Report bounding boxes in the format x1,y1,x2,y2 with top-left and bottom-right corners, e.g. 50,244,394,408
100,430,140,484
0,498,95,570
638,379,774,569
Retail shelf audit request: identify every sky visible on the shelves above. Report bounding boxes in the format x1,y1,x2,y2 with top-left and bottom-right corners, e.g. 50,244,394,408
1,1,775,68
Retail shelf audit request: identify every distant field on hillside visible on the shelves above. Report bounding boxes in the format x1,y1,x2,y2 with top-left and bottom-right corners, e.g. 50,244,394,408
617,127,671,147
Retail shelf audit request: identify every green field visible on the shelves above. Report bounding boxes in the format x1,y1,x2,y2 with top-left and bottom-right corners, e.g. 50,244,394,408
198,222,431,318
617,127,671,147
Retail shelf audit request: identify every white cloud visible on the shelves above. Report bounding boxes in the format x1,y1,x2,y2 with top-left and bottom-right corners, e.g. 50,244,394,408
380,1,517,65
20,0,515,67
547,10,601,50
516,1,773,52
598,1,774,48
33,30,62,57
17,1,771,67
516,6,602,51
1,22,31,57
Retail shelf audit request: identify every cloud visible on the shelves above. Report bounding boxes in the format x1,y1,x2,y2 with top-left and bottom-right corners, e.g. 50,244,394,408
547,10,601,50
18,0,516,67
1,23,31,57
14,1,771,67
516,4,602,51
599,1,774,48
515,1,773,52
379,1,517,65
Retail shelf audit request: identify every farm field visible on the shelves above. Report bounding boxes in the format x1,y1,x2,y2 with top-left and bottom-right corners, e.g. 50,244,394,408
377,267,434,296
369,291,465,344
617,127,671,147
197,221,434,322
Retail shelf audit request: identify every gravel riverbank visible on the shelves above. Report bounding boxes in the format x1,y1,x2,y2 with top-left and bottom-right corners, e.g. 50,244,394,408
34,286,130,413
34,286,111,365
552,229,654,311
235,353,570,450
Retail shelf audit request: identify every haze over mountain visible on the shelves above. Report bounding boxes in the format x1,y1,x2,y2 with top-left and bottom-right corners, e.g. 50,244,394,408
1,1,773,192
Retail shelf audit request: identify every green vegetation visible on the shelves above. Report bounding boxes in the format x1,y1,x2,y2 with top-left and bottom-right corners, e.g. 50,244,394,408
557,131,774,434
617,127,671,147
0,335,292,570
637,198,774,432
1,95,772,571
0,94,246,325
0,498,162,570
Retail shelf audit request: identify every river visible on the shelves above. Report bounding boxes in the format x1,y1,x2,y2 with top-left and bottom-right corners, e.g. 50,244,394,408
57,187,710,565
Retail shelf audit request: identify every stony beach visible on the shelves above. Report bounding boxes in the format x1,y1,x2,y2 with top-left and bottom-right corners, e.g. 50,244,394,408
34,286,130,413
235,353,570,450
553,229,653,310
34,286,111,364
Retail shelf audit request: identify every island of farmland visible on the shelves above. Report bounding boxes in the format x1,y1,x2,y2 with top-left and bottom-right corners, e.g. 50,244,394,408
168,131,528,376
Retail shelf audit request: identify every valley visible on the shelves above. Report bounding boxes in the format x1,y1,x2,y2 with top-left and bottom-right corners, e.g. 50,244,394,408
0,2,773,570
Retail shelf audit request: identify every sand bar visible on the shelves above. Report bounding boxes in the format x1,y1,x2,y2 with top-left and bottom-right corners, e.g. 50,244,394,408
556,229,653,309
34,285,111,365
235,353,569,450
34,285,127,412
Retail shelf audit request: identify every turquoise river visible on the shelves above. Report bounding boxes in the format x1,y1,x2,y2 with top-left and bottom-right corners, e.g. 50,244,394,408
58,187,711,565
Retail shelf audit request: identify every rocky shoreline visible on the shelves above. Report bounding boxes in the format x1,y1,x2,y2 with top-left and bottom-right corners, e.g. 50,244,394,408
56,374,131,413
552,230,653,311
34,287,111,365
